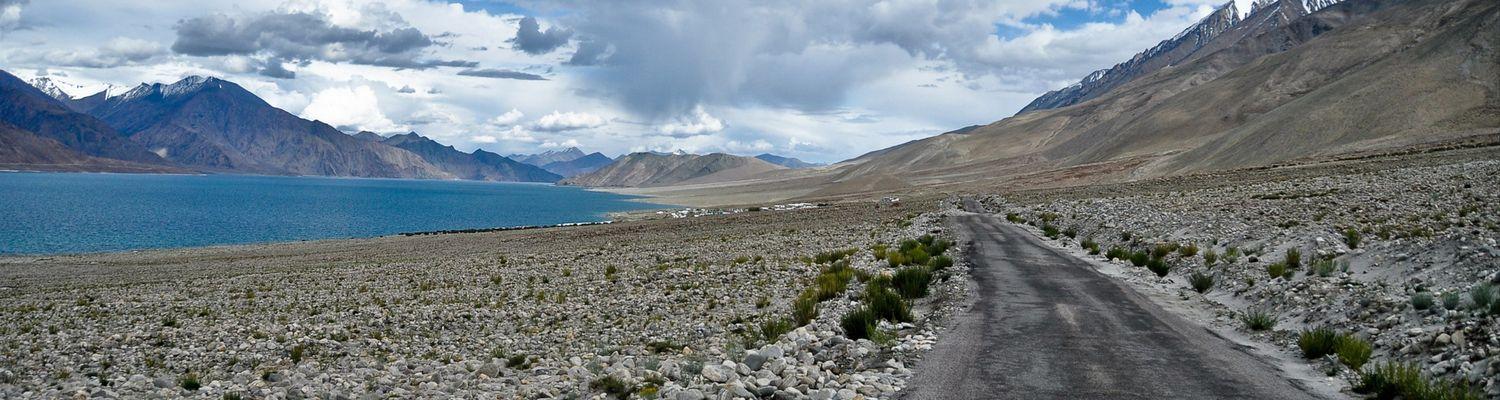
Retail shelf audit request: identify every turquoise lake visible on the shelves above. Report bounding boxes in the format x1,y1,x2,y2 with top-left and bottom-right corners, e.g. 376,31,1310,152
0,172,662,255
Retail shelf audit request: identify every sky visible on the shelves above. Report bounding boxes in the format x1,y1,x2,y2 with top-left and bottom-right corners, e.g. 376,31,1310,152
0,0,1232,163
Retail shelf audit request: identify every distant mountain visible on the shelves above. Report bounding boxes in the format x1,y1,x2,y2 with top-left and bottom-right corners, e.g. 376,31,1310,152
0,70,169,166
560,152,784,187
1018,0,1345,115
755,154,823,169
510,147,586,166
352,131,386,142
81,76,450,179
540,152,613,177
380,132,562,182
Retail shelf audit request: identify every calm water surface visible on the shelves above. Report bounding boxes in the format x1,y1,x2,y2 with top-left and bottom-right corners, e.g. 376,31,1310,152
0,172,662,254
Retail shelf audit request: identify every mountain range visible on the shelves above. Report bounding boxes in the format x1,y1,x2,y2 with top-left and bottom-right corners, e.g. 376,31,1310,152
510,147,615,178
559,152,785,187
754,154,823,169
0,71,560,182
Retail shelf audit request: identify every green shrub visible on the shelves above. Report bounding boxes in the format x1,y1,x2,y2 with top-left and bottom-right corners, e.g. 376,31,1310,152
760,319,794,342
1062,227,1077,239
290,344,305,364
1309,259,1337,278
1411,292,1435,311
1005,213,1022,223
1042,224,1060,239
1203,250,1218,266
864,285,912,323
1441,291,1462,310
1178,244,1198,258
928,239,952,256
1153,244,1176,259
1355,362,1483,400
929,255,953,270
907,247,930,266
1223,247,1240,263
885,252,907,267
1335,335,1372,370
1129,252,1149,267
179,372,201,391
1267,262,1288,279
1081,238,1099,254
1470,283,1495,311
871,244,888,260
891,267,933,299
1298,327,1340,359
1189,272,1214,293
1284,248,1301,269
590,376,634,399
1105,247,1127,261
840,308,876,340
1146,258,1170,277
792,291,819,325
1343,228,1361,249
1240,309,1277,331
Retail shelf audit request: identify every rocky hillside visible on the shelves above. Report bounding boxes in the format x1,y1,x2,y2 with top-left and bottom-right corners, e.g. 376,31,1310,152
1019,0,1345,114
560,152,784,187
381,132,562,182
821,0,1499,192
81,76,451,179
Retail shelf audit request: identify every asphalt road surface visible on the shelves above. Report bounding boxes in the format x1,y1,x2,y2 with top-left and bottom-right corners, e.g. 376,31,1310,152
900,201,1327,399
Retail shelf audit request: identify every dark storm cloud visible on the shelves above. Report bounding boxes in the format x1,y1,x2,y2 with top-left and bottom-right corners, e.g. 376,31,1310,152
456,68,547,81
258,60,295,79
171,11,473,71
509,16,572,55
565,39,609,66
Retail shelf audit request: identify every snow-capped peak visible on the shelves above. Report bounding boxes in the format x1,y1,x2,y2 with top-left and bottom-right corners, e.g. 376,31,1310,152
27,76,79,101
1231,0,1257,20
112,76,220,102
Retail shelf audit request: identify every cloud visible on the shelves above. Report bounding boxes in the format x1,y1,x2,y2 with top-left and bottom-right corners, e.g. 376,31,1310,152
532,111,607,132
301,85,403,133
171,10,473,73
472,135,498,143
541,139,582,149
488,109,524,126
0,0,24,32
509,16,572,55
456,68,546,80
657,106,725,137
396,85,416,94
565,40,611,66
19,37,167,68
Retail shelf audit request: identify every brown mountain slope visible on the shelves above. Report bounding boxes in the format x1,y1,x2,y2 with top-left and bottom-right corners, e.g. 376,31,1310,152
831,0,1498,187
559,152,784,187
0,70,169,165
0,122,182,173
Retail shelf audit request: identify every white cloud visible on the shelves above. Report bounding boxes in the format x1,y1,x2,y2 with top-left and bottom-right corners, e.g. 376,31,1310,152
301,85,404,133
472,135,498,143
498,125,538,143
489,108,524,126
532,111,607,132
541,139,581,149
657,106,725,137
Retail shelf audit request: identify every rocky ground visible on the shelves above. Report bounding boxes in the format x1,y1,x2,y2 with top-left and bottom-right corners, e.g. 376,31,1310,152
0,198,968,399
979,155,1500,397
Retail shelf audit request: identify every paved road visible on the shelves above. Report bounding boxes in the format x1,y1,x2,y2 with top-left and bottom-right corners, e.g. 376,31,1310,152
901,201,1326,399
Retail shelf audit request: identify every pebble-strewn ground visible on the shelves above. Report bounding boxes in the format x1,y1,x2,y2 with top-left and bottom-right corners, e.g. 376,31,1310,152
982,157,1500,397
0,199,969,399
